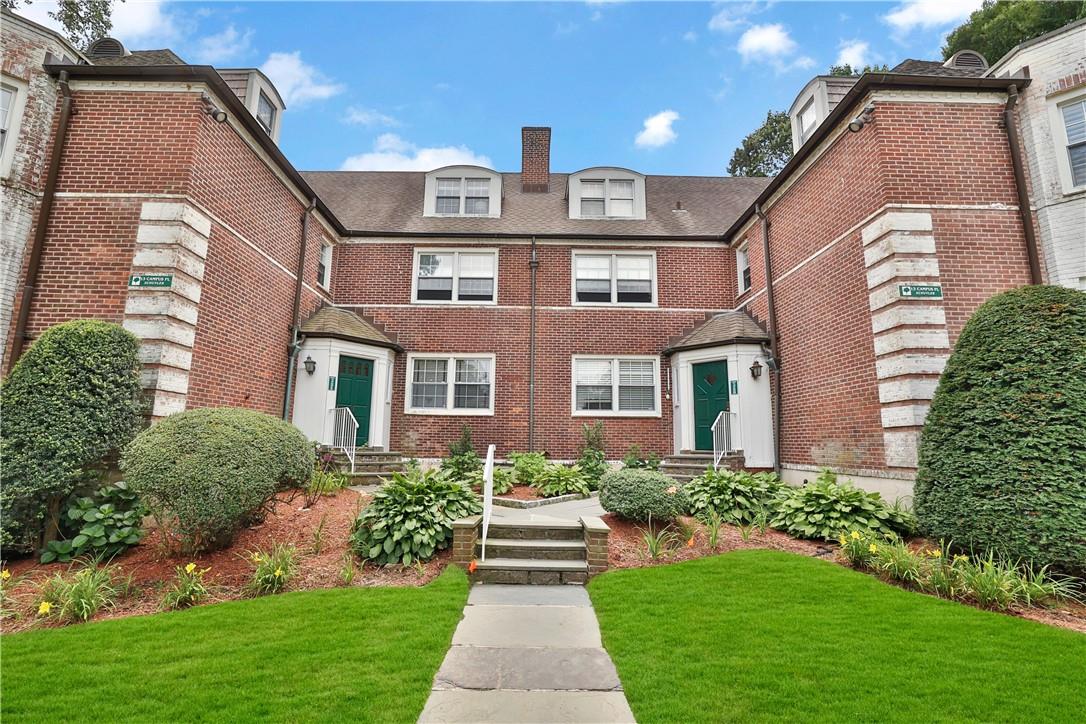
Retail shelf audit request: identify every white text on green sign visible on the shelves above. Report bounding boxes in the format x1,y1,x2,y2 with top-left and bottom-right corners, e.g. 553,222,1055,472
898,284,942,299
129,273,173,289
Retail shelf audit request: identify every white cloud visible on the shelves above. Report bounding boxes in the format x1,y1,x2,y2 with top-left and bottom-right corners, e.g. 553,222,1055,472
260,51,343,107
635,110,679,149
707,1,768,33
14,0,181,46
340,134,492,172
835,40,870,69
883,0,981,33
343,107,399,127
191,24,254,65
737,23,814,72
682,30,698,43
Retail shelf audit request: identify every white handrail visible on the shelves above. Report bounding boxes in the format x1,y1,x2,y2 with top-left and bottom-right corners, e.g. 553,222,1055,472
480,444,496,561
710,410,740,470
332,406,358,473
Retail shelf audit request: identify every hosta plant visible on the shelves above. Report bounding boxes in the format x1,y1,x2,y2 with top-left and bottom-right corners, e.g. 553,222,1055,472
508,452,548,485
532,464,591,498
350,468,481,566
685,469,783,525
41,482,147,563
771,470,915,541
462,466,514,495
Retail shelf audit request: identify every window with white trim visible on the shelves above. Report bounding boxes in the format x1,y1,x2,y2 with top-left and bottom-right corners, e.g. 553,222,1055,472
414,249,497,303
0,85,14,158
0,77,27,178
432,176,492,216
573,252,655,305
572,356,659,416
798,98,817,144
256,91,276,135
317,243,332,289
1060,98,1086,188
579,178,635,218
736,243,751,293
407,355,494,414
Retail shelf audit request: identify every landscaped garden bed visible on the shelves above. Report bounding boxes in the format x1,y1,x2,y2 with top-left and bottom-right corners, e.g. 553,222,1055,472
589,551,1086,723
2,567,468,723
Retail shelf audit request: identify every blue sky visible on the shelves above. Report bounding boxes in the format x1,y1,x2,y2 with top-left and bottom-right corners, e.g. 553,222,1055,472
22,0,984,175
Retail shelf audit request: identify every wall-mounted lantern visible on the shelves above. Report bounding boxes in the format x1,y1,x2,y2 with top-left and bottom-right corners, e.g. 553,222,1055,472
303,355,316,375
749,359,763,380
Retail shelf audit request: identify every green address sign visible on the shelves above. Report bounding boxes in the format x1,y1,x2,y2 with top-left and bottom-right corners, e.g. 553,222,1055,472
898,283,942,299
128,273,173,288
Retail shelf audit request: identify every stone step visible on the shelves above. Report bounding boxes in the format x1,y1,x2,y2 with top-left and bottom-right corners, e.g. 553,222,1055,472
478,538,587,561
660,461,715,472
487,520,584,541
350,460,406,472
343,471,393,485
472,558,589,585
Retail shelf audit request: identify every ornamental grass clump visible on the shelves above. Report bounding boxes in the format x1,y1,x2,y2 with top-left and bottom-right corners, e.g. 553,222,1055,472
771,470,915,541
685,469,783,525
246,544,297,596
37,560,127,624
162,562,211,610
350,468,481,566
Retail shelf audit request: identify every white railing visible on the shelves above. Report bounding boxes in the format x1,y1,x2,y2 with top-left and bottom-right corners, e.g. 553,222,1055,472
711,410,740,470
479,444,496,561
332,406,358,473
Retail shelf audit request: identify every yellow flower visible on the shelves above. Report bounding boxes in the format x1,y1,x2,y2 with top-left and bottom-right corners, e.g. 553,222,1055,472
838,535,847,546
954,554,969,563
37,601,52,616
850,531,861,540
274,568,283,578
185,562,197,574
1,569,10,581
868,543,878,553
250,553,263,563
929,549,942,558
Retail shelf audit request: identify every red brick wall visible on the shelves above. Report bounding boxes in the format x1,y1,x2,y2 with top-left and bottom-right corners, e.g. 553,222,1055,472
334,241,734,458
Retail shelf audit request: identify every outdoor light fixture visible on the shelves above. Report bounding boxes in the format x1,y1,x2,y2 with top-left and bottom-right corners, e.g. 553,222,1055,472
201,93,228,123
750,360,763,379
303,356,316,375
848,104,875,133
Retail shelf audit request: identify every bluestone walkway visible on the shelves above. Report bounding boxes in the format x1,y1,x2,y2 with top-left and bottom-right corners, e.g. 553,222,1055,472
418,584,635,723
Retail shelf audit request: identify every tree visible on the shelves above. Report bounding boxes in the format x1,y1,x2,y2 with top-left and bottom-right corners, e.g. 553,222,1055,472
727,110,792,177
1,0,121,50
943,0,1086,64
829,63,890,77
914,286,1086,576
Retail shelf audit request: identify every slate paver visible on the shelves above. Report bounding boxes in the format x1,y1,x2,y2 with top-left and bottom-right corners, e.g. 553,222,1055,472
451,604,602,648
419,690,635,724
468,584,592,607
433,646,621,691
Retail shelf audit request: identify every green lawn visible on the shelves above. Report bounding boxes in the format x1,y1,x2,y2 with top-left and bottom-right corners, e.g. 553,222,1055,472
1,567,468,723
589,550,1086,724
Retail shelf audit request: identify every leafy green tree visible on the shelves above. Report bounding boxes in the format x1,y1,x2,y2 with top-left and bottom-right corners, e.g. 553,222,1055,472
727,110,792,177
1,0,122,50
829,63,890,76
943,0,1086,64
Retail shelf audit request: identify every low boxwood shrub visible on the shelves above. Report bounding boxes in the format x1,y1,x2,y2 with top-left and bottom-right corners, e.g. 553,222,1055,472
685,469,783,525
41,482,147,563
915,285,1086,576
532,464,591,498
771,470,915,541
350,468,481,566
121,407,313,553
508,452,547,485
599,468,687,522
1,320,144,554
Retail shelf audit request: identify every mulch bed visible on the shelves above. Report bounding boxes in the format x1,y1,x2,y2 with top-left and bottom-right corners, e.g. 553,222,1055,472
494,485,546,501
1,488,449,634
604,514,1086,634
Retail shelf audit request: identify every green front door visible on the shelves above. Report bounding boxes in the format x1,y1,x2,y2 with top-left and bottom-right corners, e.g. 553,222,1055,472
693,360,729,452
335,356,372,447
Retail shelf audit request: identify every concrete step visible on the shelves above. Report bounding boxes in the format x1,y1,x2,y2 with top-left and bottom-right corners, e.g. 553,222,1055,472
473,558,589,585
343,471,393,485
478,538,586,561
660,461,714,472
487,520,584,541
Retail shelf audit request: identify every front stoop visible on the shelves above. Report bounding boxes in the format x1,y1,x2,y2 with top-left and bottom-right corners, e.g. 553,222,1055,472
321,447,407,486
659,451,745,482
451,517,610,585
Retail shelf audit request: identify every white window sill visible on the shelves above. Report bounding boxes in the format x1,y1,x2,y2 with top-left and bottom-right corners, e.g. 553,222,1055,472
571,301,658,309
571,410,661,418
410,298,498,306
423,213,501,219
405,408,495,416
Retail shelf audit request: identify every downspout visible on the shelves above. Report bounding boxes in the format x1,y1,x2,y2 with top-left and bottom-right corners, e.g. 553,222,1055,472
282,197,317,420
528,236,539,451
9,70,74,366
1002,84,1043,285
756,203,782,474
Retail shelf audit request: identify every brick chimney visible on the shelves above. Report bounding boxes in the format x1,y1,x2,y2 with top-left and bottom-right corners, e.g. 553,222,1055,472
521,127,551,192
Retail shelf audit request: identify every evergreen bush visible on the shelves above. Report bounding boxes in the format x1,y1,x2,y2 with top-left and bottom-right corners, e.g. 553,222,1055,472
599,468,687,522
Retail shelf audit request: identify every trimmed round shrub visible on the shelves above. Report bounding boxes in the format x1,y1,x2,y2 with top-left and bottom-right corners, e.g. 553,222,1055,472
914,285,1086,575
599,468,687,522
1,320,144,554
350,467,481,565
121,407,313,553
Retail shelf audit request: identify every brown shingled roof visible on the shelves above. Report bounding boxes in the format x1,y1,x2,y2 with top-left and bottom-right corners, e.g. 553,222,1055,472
891,59,986,78
300,306,402,350
301,172,770,238
92,49,186,66
663,311,769,355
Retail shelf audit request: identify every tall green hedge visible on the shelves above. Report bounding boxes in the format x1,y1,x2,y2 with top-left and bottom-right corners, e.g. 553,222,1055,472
914,285,1086,575
122,407,313,553
1,320,145,553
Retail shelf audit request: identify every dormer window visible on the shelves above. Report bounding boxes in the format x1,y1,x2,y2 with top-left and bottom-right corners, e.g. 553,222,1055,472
568,168,646,220
256,91,276,135
424,166,502,217
797,98,816,144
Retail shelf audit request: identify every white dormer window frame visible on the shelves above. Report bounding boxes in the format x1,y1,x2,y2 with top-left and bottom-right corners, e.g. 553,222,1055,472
242,70,284,143
797,98,817,144
568,168,646,220
423,166,502,218
256,90,276,135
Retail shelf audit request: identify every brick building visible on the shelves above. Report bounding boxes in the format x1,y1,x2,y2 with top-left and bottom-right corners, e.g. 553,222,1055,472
3,9,1079,496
